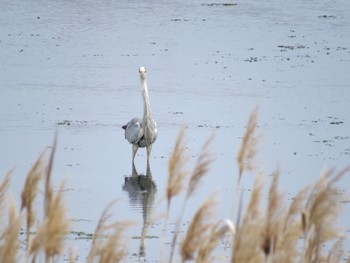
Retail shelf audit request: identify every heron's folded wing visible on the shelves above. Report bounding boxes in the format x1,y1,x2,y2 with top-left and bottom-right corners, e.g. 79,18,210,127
124,118,143,144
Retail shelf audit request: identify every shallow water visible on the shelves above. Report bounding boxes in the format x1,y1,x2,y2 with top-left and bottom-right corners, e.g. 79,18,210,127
1,0,350,261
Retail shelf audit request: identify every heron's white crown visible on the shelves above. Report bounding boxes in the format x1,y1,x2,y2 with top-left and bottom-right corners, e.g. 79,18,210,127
139,66,146,73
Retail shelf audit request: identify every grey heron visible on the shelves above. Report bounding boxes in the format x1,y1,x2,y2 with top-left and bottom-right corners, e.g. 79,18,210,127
122,67,158,165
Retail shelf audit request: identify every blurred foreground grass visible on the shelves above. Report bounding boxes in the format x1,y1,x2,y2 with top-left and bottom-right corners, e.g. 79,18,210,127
0,108,349,263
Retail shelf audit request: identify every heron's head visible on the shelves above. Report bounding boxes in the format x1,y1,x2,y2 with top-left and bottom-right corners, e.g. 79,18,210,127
139,66,147,79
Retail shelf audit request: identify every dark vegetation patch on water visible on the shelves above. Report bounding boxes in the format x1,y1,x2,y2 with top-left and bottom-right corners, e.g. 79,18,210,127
317,15,337,19
57,120,90,126
202,3,238,7
70,231,94,240
277,44,308,51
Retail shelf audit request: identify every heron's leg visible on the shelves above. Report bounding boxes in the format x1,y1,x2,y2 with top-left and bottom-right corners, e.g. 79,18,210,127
146,162,152,177
146,144,152,164
132,161,138,177
132,144,139,163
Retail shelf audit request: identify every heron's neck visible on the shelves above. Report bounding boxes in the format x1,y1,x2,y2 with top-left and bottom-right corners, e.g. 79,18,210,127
141,79,153,124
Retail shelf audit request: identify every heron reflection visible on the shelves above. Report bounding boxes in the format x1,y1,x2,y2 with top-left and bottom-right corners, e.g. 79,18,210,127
122,163,156,259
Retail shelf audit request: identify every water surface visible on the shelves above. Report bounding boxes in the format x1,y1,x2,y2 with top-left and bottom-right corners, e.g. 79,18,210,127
1,0,350,261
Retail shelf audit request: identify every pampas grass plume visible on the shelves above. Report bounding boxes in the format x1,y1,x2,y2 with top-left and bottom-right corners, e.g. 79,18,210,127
237,107,259,183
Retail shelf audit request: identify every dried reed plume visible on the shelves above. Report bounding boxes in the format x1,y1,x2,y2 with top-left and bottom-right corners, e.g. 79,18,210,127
167,127,188,211
186,134,215,199
168,132,214,263
0,170,20,263
230,165,350,263
197,218,236,263
87,201,129,263
302,168,349,263
69,249,77,263
232,109,350,263
26,137,70,262
276,185,311,263
0,171,12,221
231,107,260,219
20,150,46,245
262,169,283,257
237,107,259,184
180,197,216,262
29,182,70,262
44,133,57,218
231,173,265,263
0,199,21,263
161,128,189,262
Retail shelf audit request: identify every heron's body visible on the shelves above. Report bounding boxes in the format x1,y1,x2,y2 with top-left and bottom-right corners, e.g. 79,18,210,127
122,67,158,164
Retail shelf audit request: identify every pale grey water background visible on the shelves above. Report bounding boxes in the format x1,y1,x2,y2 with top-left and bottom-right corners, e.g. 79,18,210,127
1,0,350,261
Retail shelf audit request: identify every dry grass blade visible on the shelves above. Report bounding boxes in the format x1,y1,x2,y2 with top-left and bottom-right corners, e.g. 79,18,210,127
197,218,235,263
186,134,215,199
97,222,129,263
262,169,283,257
87,201,129,263
0,170,12,222
326,238,344,263
44,133,57,217
29,182,70,261
0,199,21,263
273,185,311,263
181,197,216,262
232,174,265,263
237,107,259,184
164,129,188,263
169,134,215,263
244,173,264,223
303,168,348,263
0,171,11,203
267,170,282,223
21,150,46,244
88,201,116,261
68,248,77,263
284,185,310,232
167,127,188,210
326,166,350,186
306,170,343,233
